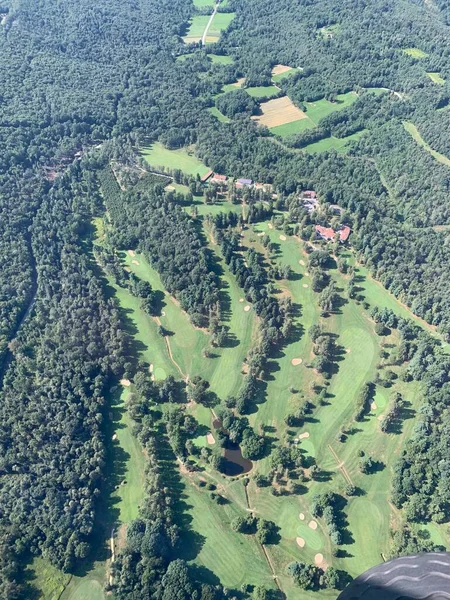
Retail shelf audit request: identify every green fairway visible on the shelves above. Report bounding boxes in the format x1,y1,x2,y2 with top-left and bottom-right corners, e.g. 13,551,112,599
427,72,445,84
142,142,211,176
246,85,280,98
208,105,230,122
302,130,366,154
403,47,428,58
208,53,233,64
403,121,450,167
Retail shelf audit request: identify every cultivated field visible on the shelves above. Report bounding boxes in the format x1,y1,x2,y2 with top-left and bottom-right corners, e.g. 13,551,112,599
252,95,308,128
142,142,211,176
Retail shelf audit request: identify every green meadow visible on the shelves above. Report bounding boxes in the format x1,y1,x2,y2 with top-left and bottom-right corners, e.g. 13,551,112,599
427,72,445,84
303,130,366,154
403,121,450,168
142,142,211,176
304,92,358,124
245,85,280,98
208,105,231,122
208,53,234,64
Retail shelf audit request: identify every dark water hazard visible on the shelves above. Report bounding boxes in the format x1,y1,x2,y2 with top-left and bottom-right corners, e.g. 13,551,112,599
212,418,253,476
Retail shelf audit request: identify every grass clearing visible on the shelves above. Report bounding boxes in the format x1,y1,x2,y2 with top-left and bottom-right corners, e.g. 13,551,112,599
403,121,450,167
304,92,358,124
142,142,211,176
193,0,215,7
271,64,301,82
183,15,211,43
427,72,445,84
245,85,280,98
403,47,428,58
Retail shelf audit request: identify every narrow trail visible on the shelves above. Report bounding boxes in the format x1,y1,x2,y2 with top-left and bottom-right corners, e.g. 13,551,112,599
201,0,219,45
153,316,188,380
328,444,353,487
109,528,115,586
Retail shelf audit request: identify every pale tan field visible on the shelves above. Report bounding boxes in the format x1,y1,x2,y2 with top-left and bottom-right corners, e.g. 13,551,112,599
272,64,293,76
252,96,307,128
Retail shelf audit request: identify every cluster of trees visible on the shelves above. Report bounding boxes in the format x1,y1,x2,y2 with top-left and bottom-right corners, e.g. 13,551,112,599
354,382,374,422
215,405,265,460
311,492,346,546
286,561,344,591
100,176,220,327
230,514,278,544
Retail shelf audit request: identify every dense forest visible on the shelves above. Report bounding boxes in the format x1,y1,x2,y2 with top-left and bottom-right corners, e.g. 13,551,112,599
0,0,449,597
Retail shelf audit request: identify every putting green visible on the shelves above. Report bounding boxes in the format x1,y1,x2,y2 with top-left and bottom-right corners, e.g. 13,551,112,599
153,366,167,380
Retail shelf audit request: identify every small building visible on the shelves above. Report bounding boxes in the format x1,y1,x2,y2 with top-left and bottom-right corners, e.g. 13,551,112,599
329,203,343,214
236,178,253,189
315,225,336,241
303,190,317,199
338,226,351,243
201,170,213,183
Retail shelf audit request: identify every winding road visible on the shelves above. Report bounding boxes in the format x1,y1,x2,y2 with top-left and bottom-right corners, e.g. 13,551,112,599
201,0,220,45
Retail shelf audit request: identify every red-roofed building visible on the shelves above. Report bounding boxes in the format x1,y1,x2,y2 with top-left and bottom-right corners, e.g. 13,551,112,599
339,226,351,242
201,170,213,183
303,190,317,199
315,225,336,241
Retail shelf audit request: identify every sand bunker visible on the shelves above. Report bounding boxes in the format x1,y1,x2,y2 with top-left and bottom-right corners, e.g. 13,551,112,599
291,358,303,366
308,520,318,530
304,271,310,276
377,415,384,421
299,512,305,520
132,259,139,265
371,401,377,411
279,234,287,241
127,250,136,257
268,222,273,229
161,311,166,316
112,434,118,441
207,433,215,445
120,378,131,387
257,232,265,237
346,348,351,353
244,305,251,312
296,537,305,548
314,553,324,566
303,284,309,288
239,298,244,303
299,259,305,266
299,432,310,440
149,364,154,373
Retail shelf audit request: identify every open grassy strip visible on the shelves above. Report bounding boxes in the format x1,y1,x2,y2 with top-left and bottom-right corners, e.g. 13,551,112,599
403,121,450,167
246,85,280,98
142,142,211,176
304,92,358,125
302,130,367,154
183,14,211,42
208,106,231,122
208,11,235,37
193,0,215,7
270,118,315,137
27,558,72,600
403,47,428,58
427,72,445,84
208,53,233,64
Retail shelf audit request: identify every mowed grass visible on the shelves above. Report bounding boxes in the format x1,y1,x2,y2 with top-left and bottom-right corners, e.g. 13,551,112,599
27,558,71,600
208,53,233,64
193,0,215,7
403,121,450,168
142,142,211,177
403,47,428,58
208,106,230,122
245,85,280,98
208,11,235,37
427,72,445,84
270,117,315,137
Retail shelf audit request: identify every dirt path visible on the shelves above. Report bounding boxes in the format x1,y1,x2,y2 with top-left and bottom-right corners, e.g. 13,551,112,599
244,484,284,592
202,1,219,45
328,444,354,487
153,316,188,380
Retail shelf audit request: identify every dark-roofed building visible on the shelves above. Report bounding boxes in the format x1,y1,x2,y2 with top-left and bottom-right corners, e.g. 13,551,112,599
201,170,213,183
236,178,253,188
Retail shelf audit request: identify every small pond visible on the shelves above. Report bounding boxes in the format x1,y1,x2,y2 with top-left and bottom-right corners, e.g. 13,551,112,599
212,418,253,476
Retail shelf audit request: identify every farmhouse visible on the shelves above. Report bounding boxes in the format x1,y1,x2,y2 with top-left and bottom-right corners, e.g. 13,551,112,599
315,225,336,241
211,173,227,184
315,224,351,243
303,190,316,199
236,178,253,188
